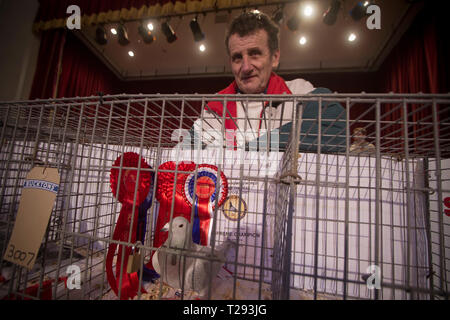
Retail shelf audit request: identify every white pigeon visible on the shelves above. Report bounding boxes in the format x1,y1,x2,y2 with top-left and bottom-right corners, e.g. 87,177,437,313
152,216,235,297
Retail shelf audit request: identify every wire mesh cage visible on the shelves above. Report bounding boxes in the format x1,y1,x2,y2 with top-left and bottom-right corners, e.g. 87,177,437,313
0,92,449,300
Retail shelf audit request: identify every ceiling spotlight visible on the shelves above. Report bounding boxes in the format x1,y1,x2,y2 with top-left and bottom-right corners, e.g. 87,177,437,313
303,5,314,17
161,21,177,43
348,33,357,42
117,24,130,46
323,0,341,26
287,14,300,31
299,36,307,45
138,24,155,44
128,50,135,57
190,17,205,42
95,25,107,45
110,28,117,35
147,22,154,31
350,1,371,21
199,44,206,52
272,7,284,25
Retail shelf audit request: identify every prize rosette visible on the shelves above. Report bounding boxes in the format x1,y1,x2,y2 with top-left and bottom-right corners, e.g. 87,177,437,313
183,165,227,245
152,161,228,254
107,152,152,300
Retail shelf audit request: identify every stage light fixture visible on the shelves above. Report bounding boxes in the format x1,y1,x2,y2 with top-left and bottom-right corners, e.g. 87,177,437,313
272,7,284,25
110,28,117,35
190,17,205,42
323,0,341,26
287,14,300,31
161,21,177,43
117,23,130,46
128,50,135,57
147,22,154,31
95,25,107,45
138,24,155,44
199,44,206,52
350,1,371,21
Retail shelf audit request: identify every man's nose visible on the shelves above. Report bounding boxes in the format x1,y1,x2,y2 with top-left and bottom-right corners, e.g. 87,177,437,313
241,55,253,74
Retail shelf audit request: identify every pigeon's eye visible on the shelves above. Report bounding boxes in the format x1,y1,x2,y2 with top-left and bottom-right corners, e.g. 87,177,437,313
179,224,184,228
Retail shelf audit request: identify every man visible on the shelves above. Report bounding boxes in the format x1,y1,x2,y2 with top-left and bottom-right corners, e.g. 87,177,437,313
165,11,345,296
192,10,346,153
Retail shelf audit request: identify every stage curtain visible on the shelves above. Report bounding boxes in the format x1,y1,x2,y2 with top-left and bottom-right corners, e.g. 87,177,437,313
29,29,66,100
29,30,119,100
56,32,119,98
377,5,445,156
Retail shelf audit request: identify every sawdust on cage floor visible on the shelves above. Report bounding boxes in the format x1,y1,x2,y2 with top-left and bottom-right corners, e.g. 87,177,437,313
129,278,339,300
102,280,342,300
131,279,272,300
100,264,341,300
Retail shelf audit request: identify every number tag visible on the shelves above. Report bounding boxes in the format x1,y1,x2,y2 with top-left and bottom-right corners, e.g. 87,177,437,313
3,167,60,269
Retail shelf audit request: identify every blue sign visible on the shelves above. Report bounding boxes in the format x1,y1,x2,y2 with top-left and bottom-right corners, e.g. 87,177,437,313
23,180,59,194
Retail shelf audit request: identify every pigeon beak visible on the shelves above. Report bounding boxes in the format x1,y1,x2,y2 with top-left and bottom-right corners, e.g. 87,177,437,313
161,223,169,232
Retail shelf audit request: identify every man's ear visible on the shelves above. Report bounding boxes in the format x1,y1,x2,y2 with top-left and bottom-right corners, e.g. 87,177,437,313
271,49,280,69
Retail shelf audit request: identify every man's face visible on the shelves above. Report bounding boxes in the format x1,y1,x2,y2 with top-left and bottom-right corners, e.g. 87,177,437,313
228,29,280,94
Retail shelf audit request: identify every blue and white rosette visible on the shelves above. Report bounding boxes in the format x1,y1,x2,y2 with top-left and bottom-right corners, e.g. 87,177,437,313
182,165,228,246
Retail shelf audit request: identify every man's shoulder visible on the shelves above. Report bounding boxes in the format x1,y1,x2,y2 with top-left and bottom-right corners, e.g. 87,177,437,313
285,78,315,94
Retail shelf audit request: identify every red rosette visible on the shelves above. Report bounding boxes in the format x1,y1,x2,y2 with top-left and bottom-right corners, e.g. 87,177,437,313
152,161,196,250
110,152,152,205
107,152,152,300
155,161,196,205
181,164,228,210
152,161,229,248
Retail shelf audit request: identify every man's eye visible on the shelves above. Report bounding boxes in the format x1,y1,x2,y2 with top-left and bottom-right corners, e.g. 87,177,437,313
232,55,242,62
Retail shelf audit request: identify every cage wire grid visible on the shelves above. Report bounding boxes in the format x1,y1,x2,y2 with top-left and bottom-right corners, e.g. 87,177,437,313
0,93,449,300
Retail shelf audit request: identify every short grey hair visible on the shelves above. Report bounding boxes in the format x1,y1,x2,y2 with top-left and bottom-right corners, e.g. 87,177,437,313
225,10,280,56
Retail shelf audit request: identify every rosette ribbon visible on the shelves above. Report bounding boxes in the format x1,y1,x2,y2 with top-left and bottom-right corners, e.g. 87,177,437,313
152,161,228,258
183,164,228,245
107,152,152,300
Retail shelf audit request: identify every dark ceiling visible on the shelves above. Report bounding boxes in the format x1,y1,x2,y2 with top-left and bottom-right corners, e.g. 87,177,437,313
75,0,421,81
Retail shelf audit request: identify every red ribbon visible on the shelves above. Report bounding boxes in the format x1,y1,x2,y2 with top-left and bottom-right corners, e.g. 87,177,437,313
151,162,228,258
195,171,219,245
2,279,61,300
151,161,196,253
107,152,151,300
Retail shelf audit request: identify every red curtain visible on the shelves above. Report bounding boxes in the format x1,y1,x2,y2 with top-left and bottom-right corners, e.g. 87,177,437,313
29,30,119,100
57,32,119,98
29,29,66,100
30,0,183,100
377,4,445,156
382,14,438,94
